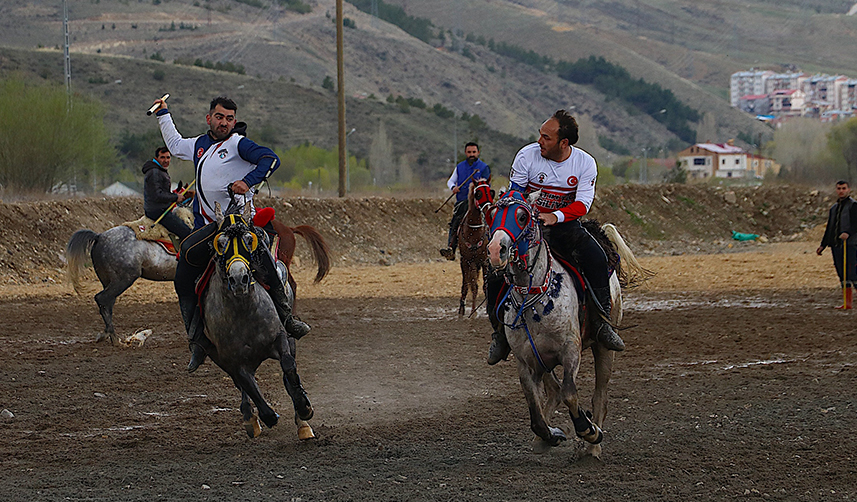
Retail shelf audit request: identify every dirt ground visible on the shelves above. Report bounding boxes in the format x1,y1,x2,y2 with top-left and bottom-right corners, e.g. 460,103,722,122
2,239,856,502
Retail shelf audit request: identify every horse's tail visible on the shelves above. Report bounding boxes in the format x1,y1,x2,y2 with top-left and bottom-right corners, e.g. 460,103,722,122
66,229,99,295
601,223,654,289
292,225,331,283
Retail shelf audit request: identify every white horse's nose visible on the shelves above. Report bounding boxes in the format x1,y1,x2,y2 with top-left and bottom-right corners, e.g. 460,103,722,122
487,234,508,268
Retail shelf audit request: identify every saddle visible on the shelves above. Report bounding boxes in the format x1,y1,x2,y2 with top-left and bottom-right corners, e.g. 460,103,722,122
121,206,194,255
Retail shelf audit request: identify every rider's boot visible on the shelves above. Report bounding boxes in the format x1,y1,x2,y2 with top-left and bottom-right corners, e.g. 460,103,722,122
179,294,207,373
592,286,625,352
258,247,312,339
486,302,511,365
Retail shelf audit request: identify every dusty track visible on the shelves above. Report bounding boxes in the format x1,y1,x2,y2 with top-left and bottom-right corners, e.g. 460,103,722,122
1,241,856,501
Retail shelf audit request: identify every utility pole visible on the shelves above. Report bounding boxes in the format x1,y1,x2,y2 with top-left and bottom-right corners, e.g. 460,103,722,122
371,0,378,28
63,0,71,106
639,148,647,184
336,0,347,197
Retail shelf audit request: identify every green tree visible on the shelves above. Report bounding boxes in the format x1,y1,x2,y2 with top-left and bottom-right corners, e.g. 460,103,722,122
828,118,857,183
0,78,115,193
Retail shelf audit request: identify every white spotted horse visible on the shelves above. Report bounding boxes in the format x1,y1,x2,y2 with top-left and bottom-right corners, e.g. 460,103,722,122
486,190,649,458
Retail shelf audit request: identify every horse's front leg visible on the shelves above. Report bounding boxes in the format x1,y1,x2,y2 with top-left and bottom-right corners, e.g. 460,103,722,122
516,359,566,446
459,260,468,316
230,368,279,429
469,263,479,316
585,344,614,457
277,335,313,422
240,390,262,439
561,353,603,445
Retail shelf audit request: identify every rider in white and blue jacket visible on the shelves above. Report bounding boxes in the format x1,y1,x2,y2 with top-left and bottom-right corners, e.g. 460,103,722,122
153,96,310,373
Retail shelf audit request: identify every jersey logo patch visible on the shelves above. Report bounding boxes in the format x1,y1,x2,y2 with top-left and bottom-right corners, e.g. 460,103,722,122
196,147,204,159
537,172,547,183
567,176,578,188
218,149,228,159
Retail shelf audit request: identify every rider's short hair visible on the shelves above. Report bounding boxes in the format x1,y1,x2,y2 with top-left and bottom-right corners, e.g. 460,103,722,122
210,96,238,113
837,180,850,187
552,109,579,145
465,142,479,151
154,146,170,157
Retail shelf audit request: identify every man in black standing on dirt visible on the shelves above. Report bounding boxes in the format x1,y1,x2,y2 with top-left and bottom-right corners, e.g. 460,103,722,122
142,147,192,241
817,180,857,309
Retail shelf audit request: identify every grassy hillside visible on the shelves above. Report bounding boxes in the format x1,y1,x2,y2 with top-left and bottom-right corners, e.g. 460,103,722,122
0,0,697,167
0,46,531,190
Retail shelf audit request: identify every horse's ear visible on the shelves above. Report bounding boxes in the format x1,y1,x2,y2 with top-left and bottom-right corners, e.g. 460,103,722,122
214,202,224,226
242,202,253,222
527,190,541,205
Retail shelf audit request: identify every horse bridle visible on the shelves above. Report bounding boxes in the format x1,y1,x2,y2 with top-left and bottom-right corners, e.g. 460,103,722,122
213,213,259,288
486,192,553,295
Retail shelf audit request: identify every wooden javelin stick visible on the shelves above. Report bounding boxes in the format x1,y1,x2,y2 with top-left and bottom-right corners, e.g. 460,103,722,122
434,170,478,213
148,179,195,230
842,239,848,310
147,93,170,115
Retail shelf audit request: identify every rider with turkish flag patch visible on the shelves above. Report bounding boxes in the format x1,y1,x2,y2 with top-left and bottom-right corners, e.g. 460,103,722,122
485,110,624,366
509,141,597,224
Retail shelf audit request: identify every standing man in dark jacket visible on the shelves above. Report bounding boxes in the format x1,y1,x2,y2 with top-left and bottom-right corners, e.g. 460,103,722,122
142,147,192,241
440,142,491,260
817,180,857,309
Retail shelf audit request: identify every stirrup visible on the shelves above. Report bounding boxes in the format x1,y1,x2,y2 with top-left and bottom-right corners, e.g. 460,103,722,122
286,315,311,339
597,323,625,352
187,342,207,373
487,331,511,365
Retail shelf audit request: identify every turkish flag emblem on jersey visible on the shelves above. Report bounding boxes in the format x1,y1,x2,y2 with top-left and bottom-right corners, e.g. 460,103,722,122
567,176,578,187
196,148,204,159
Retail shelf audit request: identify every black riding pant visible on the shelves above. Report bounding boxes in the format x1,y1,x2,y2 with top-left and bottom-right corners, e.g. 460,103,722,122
145,208,192,241
174,222,218,306
448,200,468,248
543,219,611,294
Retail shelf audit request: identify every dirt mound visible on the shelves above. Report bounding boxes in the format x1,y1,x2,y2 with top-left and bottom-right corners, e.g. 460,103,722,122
0,184,832,285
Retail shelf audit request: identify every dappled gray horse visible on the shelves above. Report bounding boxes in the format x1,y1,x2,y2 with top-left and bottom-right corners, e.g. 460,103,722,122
201,202,314,440
65,209,191,344
486,190,647,458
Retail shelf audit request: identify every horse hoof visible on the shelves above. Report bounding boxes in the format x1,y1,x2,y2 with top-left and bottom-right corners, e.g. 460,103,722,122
260,411,279,428
244,415,262,438
95,332,108,343
297,424,315,441
548,426,567,446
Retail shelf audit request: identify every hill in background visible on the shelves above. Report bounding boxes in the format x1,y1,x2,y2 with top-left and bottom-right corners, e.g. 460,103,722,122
0,0,774,185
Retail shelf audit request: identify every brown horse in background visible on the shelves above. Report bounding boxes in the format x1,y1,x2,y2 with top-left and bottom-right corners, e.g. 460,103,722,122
269,220,331,295
457,179,493,316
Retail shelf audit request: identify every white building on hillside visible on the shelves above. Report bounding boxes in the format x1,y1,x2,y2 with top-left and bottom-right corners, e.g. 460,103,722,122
730,70,774,107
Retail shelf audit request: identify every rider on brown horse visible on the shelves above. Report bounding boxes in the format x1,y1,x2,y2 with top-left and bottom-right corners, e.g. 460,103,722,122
440,142,491,261
151,96,310,373
486,110,625,365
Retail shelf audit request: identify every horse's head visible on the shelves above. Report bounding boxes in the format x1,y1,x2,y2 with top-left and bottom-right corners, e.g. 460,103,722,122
470,178,494,215
213,202,258,296
486,190,540,271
